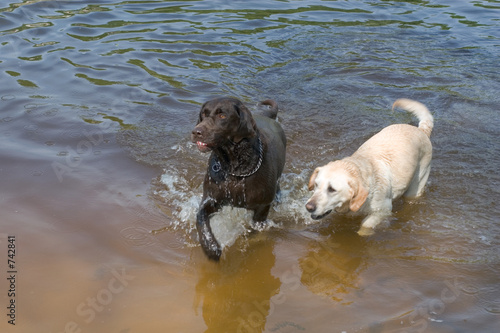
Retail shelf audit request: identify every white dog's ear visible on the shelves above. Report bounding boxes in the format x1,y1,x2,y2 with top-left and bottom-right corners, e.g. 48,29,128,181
349,181,368,212
308,167,321,191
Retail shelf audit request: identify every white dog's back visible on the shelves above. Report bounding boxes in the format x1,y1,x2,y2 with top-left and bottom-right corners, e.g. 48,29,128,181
306,98,434,235
354,99,433,200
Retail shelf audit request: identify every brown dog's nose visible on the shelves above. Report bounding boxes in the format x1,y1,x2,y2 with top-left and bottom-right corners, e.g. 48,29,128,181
192,126,203,138
305,201,316,213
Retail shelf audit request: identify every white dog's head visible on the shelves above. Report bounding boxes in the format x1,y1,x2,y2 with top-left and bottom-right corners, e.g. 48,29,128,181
305,161,368,220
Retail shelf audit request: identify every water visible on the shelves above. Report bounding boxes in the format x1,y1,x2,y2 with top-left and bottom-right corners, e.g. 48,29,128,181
1,0,499,332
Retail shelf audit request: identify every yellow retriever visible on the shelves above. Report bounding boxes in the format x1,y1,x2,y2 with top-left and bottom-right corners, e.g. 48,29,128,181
306,99,433,235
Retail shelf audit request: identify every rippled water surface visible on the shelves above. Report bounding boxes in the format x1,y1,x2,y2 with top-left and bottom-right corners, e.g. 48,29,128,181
1,0,499,332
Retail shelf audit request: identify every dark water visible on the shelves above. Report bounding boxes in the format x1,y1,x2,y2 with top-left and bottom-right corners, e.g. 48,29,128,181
1,0,499,332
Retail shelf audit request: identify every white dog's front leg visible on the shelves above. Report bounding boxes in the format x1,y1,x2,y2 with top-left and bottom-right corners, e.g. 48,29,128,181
358,214,385,236
357,199,392,236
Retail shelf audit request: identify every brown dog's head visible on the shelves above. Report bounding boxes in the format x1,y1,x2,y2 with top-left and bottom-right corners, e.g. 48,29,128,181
191,97,257,152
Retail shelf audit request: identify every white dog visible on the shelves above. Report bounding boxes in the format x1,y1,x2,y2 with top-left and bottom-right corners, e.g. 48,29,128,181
305,99,433,235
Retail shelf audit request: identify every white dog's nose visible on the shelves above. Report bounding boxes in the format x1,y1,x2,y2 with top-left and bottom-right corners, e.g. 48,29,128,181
305,201,316,213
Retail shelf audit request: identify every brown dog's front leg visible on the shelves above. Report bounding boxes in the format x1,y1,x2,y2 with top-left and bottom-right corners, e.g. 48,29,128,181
197,198,222,261
251,204,271,230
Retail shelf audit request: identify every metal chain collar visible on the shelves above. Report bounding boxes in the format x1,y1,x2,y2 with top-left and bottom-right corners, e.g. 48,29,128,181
211,137,263,178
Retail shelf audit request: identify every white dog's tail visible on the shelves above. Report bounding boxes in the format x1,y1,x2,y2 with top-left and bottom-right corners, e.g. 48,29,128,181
392,98,434,137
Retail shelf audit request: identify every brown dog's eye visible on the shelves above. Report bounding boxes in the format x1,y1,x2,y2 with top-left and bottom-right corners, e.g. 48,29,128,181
218,113,226,119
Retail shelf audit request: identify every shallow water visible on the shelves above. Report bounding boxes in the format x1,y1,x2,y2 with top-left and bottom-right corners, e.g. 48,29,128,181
1,0,499,332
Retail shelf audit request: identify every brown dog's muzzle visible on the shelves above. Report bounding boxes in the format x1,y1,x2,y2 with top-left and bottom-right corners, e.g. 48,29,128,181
192,124,212,152
192,125,204,139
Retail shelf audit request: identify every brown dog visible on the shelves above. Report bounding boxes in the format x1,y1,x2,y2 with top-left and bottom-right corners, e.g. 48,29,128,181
192,97,286,260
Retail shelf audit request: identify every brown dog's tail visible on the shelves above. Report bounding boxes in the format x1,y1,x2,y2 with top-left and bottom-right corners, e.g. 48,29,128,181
258,99,279,120
392,98,434,137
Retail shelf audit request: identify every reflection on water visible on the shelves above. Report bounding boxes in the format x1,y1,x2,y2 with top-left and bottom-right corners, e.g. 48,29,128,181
1,0,499,332
299,230,366,303
195,237,279,333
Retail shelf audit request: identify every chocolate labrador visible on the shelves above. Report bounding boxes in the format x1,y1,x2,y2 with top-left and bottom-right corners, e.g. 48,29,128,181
191,97,286,260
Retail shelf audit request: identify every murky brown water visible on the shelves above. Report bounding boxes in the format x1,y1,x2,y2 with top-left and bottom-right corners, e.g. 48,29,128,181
1,0,499,332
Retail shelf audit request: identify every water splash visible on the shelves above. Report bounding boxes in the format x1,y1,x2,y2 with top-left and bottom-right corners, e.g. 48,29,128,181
269,170,316,225
153,166,314,251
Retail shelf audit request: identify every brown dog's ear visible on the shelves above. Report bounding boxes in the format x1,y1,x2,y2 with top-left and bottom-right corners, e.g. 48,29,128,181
349,180,368,212
308,167,321,191
233,102,256,142
197,102,208,125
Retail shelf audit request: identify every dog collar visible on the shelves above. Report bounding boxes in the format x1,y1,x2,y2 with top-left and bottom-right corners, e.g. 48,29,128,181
211,137,263,178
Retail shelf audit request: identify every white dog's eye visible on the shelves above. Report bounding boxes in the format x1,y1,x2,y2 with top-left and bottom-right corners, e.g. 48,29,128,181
328,186,336,193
